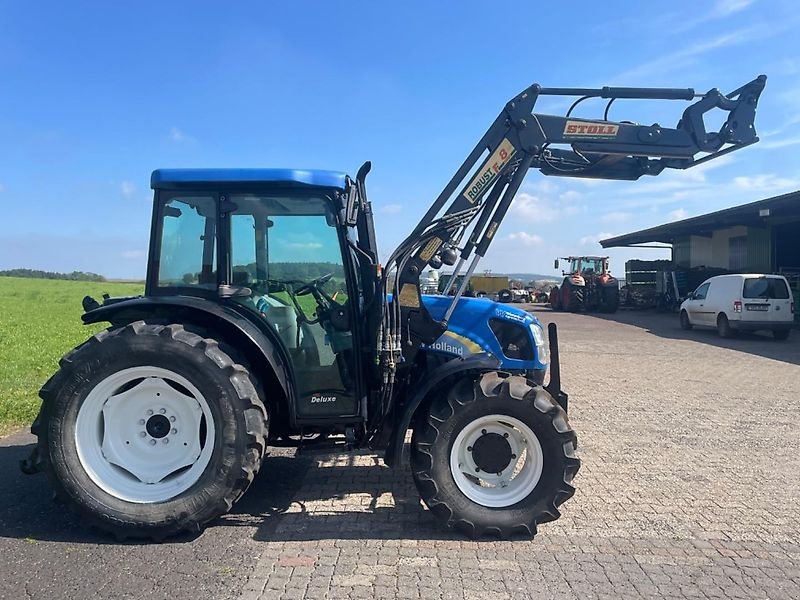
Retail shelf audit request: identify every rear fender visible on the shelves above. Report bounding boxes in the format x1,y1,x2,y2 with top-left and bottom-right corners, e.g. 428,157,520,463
82,296,293,427
382,353,501,467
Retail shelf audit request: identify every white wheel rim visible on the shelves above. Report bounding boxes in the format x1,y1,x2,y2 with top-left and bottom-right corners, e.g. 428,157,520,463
449,414,543,508
75,366,215,503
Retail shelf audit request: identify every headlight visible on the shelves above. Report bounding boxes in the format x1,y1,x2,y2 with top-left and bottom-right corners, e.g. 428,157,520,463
529,323,548,364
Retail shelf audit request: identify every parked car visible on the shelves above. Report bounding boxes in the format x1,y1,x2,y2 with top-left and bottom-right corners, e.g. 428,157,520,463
679,274,794,340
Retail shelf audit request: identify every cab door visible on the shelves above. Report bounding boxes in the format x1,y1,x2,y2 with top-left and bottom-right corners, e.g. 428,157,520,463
687,282,712,326
226,190,362,423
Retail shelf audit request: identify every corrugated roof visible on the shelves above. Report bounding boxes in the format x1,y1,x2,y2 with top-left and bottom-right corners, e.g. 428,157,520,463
601,190,800,247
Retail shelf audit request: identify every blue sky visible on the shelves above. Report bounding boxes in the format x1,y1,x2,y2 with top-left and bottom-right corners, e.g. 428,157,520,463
2,0,799,279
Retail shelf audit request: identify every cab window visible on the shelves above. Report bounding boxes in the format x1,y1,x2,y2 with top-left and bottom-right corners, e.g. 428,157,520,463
693,282,710,300
157,195,217,288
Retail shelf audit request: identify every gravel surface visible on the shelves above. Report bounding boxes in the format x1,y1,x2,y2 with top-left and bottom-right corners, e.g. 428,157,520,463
1,307,798,599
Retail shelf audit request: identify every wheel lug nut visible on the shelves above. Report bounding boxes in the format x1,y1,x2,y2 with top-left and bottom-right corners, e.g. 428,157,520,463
159,408,166,414
138,419,145,425
139,431,146,438
475,467,480,472
149,439,156,446
481,429,487,435
163,438,169,444
467,446,472,452
171,429,177,435
170,416,176,422
503,432,509,438
146,409,153,416
511,454,517,459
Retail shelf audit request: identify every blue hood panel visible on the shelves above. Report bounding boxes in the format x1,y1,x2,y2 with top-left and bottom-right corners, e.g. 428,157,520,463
419,295,547,371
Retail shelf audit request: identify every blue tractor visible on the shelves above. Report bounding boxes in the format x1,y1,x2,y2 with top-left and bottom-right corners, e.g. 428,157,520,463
23,76,765,540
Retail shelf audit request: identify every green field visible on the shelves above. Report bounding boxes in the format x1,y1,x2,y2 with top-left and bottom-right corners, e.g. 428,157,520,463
0,277,144,432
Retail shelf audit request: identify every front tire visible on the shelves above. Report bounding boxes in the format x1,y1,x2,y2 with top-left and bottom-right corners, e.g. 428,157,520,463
680,310,693,330
34,322,268,540
411,373,579,539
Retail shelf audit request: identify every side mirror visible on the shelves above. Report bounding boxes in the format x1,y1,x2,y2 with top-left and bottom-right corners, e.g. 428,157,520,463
554,259,559,270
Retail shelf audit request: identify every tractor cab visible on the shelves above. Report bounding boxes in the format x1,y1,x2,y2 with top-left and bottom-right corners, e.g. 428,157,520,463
147,169,376,425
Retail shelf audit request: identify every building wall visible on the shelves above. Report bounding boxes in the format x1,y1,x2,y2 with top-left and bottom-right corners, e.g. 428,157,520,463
690,235,713,267
711,226,748,268
746,226,772,272
678,225,774,272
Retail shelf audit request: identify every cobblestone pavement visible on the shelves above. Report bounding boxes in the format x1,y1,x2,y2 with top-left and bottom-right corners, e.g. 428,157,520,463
1,308,799,599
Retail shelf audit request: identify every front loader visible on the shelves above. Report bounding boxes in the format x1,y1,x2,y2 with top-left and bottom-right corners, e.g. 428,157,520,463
22,75,766,540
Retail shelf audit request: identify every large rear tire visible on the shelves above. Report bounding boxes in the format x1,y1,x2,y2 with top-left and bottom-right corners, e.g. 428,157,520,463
601,286,619,313
411,372,579,539
32,321,268,540
549,286,561,310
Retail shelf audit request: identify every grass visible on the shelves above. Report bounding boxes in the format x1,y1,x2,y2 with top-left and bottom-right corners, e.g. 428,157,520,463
0,277,144,431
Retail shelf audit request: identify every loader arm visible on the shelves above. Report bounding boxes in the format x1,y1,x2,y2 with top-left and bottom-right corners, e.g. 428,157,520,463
373,75,766,423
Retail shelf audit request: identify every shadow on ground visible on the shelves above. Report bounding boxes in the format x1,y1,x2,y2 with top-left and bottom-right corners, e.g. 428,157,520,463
0,433,457,545
539,305,800,367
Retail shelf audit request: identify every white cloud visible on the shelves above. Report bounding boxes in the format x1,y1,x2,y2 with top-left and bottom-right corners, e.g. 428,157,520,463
121,250,146,260
732,174,800,193
509,192,581,223
715,0,755,16
507,232,544,246
120,181,136,197
580,232,617,246
287,242,323,250
600,211,632,224
380,203,402,214
169,127,192,143
757,136,800,150
668,208,690,221
613,28,762,81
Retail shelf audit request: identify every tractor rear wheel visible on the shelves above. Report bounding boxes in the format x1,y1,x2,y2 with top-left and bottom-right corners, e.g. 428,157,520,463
562,283,582,312
32,321,268,540
411,372,579,539
549,286,561,310
601,286,619,313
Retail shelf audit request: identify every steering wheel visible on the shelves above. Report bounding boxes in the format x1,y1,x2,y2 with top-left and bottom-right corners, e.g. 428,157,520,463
295,273,333,296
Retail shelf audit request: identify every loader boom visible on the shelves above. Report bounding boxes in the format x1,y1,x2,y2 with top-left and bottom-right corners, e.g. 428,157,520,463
378,75,766,390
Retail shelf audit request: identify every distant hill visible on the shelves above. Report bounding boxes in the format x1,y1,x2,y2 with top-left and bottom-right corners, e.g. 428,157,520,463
0,268,106,282
504,272,560,283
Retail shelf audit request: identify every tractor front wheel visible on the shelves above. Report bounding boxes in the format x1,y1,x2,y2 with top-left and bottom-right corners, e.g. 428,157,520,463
411,373,579,539
32,321,268,540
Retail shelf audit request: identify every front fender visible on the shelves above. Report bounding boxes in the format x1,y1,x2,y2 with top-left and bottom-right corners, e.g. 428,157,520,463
82,295,292,407
382,353,501,467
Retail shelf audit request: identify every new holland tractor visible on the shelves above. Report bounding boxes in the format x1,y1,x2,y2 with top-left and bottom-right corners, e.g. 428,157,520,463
550,256,620,313
22,76,766,540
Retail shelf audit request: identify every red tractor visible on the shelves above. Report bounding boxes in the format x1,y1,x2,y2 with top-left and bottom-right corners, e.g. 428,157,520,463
549,256,619,313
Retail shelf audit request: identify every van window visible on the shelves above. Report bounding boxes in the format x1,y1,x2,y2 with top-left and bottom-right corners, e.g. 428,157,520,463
693,282,710,300
743,277,790,299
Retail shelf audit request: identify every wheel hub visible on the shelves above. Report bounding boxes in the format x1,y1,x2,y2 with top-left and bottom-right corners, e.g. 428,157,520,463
471,432,513,474
145,414,171,439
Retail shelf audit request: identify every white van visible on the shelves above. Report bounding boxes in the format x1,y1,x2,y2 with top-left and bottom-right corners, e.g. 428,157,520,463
679,274,794,340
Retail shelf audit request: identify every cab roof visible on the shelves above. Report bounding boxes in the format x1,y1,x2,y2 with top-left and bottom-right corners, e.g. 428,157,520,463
150,168,348,190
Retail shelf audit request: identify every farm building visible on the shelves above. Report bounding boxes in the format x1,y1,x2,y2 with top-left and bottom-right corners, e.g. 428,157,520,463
601,190,800,274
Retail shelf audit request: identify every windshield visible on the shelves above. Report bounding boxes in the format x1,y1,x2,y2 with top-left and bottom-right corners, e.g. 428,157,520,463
571,258,603,273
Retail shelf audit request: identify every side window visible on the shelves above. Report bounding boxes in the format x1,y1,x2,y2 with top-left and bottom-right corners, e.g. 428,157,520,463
694,282,710,300
158,196,217,288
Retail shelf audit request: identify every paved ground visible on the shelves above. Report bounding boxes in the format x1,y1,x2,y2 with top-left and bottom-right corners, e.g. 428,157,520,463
1,307,799,599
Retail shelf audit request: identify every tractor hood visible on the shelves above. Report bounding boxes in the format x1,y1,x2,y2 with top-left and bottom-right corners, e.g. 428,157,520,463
418,295,547,373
